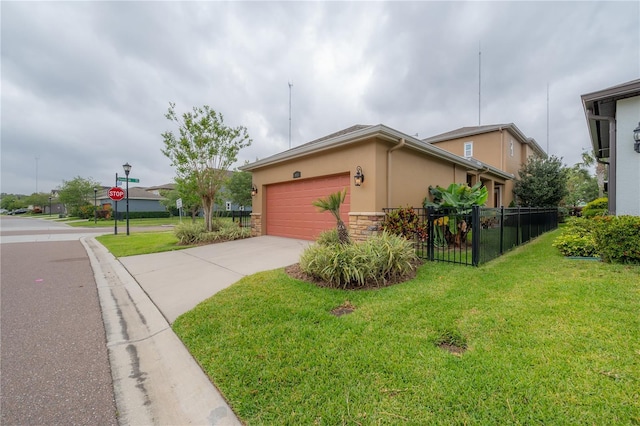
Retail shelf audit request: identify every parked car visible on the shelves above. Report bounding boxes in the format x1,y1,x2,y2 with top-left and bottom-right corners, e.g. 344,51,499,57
9,208,29,215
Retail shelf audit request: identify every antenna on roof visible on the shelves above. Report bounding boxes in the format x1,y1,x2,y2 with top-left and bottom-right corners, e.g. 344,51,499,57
288,81,293,149
478,41,482,126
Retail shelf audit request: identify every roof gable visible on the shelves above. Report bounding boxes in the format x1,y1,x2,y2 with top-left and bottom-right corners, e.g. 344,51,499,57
422,123,546,158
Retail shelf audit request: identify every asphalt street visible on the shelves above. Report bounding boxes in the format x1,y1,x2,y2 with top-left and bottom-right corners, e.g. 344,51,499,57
0,216,118,425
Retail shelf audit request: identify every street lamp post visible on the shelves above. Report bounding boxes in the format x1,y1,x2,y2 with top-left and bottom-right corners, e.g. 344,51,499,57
49,196,52,217
94,187,98,224
123,162,132,235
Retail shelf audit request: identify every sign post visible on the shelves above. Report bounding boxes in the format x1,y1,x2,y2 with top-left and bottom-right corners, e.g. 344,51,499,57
176,198,183,223
109,184,126,235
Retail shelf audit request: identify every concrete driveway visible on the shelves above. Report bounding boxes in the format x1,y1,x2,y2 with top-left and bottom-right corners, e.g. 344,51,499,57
119,236,311,323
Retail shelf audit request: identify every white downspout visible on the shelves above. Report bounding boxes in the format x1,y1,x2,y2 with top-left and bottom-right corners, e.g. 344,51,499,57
387,138,406,207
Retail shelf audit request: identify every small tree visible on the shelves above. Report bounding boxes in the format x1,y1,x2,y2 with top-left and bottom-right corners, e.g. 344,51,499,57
57,176,100,216
161,103,252,232
312,189,350,244
514,155,568,207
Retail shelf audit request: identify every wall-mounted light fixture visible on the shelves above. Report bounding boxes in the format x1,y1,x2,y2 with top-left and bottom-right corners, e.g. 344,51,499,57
251,184,258,196
633,122,640,153
354,166,365,187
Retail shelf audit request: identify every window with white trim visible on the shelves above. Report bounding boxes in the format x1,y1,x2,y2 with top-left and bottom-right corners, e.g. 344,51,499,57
464,141,473,158
510,140,514,157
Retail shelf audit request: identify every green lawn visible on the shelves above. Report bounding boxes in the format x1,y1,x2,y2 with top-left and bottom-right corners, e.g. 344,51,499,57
173,230,640,425
96,231,194,257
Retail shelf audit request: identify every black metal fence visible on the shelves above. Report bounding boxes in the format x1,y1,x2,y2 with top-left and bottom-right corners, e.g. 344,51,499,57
383,206,558,266
230,210,251,228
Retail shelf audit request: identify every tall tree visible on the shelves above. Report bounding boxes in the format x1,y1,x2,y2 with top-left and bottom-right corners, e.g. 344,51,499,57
161,103,252,232
222,170,252,209
57,176,100,216
563,164,599,207
513,155,568,207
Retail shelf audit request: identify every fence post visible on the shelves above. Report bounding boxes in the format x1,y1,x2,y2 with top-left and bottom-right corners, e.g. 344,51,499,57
499,206,504,255
427,207,435,261
472,206,480,266
516,206,521,245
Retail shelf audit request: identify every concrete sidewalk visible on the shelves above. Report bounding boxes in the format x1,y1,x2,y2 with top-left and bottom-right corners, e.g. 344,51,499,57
84,235,310,425
120,236,310,323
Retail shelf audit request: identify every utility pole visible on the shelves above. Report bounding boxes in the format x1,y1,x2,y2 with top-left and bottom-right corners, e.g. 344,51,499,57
546,82,550,155
288,81,293,149
478,42,482,126
35,156,40,193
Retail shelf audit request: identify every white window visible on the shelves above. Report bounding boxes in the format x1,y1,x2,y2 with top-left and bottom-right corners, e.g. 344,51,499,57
510,140,514,157
225,201,232,211
464,141,473,158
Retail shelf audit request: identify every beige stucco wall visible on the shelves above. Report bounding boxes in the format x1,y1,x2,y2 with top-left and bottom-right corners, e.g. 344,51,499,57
248,136,482,233
248,133,518,237
430,129,544,206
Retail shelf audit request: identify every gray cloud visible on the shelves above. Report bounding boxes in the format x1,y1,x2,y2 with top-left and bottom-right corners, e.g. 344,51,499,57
2,1,638,195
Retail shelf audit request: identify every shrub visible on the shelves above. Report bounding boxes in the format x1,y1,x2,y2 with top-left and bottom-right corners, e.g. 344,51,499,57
592,215,640,264
552,217,598,257
382,207,428,241
315,229,341,246
299,231,418,289
113,211,171,220
581,197,608,218
174,220,250,245
175,222,206,245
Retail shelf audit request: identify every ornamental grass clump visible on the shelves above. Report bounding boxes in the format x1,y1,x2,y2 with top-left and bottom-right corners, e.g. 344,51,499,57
299,231,418,289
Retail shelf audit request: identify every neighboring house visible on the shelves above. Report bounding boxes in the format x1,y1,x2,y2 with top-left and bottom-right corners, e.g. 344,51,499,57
148,177,252,213
145,183,176,196
581,79,640,216
422,123,546,207
97,186,167,213
241,124,517,241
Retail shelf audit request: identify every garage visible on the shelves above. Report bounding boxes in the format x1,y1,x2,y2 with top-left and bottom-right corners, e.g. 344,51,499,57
266,173,351,240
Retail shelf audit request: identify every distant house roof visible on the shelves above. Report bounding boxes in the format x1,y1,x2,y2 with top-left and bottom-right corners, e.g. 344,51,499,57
146,183,176,191
422,123,546,158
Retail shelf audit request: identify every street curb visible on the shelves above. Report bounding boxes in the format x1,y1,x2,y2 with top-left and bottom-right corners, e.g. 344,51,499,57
81,237,242,426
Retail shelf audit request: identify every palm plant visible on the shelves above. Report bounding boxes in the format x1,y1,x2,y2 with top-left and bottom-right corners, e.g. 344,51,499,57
312,188,350,244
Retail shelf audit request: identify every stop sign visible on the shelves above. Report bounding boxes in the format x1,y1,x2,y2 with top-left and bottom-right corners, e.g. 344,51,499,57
108,187,125,201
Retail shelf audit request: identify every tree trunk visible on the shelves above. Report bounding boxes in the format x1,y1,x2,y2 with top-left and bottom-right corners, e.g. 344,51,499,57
202,196,214,232
337,219,350,244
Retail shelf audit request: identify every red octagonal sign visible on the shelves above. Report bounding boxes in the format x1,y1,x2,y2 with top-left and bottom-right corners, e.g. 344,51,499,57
108,186,125,201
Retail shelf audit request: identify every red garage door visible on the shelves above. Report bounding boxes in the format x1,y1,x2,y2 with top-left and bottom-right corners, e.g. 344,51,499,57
266,174,351,240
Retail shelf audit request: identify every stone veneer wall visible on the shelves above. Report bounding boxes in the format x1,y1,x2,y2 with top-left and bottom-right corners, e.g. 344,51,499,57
348,212,386,242
250,213,262,237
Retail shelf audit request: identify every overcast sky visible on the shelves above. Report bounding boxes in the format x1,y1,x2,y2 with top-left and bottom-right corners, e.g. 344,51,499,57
2,1,638,195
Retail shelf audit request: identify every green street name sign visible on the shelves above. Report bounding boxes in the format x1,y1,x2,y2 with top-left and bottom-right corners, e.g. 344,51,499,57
117,177,140,183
